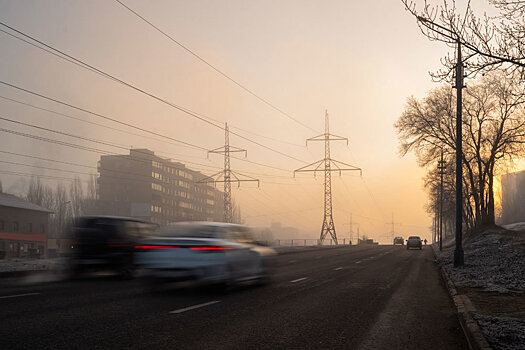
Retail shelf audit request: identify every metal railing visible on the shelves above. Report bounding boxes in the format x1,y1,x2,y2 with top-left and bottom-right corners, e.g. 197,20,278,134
268,239,354,247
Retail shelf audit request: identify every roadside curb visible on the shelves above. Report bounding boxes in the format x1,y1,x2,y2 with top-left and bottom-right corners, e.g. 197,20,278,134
431,245,492,350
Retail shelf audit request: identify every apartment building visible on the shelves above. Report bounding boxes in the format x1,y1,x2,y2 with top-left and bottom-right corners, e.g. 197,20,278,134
97,149,224,225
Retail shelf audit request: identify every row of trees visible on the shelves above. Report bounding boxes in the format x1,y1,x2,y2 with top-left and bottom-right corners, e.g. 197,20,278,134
397,72,525,231
398,0,525,234
25,176,97,237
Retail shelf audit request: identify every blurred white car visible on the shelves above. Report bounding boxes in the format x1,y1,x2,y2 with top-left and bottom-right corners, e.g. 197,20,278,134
135,222,276,287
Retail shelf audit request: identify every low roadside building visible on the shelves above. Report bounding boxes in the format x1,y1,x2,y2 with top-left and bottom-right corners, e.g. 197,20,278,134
0,193,53,258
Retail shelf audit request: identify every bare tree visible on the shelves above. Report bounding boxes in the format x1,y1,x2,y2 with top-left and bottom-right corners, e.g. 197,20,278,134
402,0,525,80
82,174,99,215
69,177,84,218
396,71,525,228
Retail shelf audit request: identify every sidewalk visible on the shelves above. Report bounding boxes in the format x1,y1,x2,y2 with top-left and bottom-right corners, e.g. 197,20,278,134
434,224,525,350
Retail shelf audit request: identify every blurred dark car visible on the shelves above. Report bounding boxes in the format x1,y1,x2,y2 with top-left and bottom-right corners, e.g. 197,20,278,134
406,236,423,250
393,236,404,245
68,216,156,277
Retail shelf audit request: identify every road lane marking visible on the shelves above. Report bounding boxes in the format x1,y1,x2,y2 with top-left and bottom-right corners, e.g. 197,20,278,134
169,300,221,314
0,292,40,299
290,277,307,283
334,267,343,270
355,261,361,264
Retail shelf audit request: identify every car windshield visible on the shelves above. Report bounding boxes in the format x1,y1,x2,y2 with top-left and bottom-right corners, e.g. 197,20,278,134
408,236,420,240
156,224,223,239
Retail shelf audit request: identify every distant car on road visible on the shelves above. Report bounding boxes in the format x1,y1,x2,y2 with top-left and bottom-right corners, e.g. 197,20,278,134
393,236,404,245
406,236,423,250
67,216,156,278
135,222,276,289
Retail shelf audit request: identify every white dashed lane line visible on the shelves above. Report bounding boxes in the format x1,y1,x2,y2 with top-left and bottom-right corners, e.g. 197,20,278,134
334,267,343,271
169,300,221,314
0,292,40,300
290,277,308,283
355,261,362,264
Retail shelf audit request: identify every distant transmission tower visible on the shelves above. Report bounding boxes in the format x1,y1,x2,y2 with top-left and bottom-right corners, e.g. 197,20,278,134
294,110,361,244
385,213,401,244
198,123,259,223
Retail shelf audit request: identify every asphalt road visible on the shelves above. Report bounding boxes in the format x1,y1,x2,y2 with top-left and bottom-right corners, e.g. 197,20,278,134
0,245,468,349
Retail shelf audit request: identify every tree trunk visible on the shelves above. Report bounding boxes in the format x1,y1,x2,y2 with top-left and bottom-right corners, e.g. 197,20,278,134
484,169,496,225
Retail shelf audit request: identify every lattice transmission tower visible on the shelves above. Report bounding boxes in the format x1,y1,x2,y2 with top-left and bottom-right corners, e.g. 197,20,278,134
294,110,361,244
198,123,259,223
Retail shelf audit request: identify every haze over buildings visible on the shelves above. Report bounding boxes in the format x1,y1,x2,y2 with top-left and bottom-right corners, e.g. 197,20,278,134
0,0,510,243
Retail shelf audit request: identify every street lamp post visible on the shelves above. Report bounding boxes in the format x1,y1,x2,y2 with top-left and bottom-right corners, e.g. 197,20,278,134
416,16,464,266
453,41,464,266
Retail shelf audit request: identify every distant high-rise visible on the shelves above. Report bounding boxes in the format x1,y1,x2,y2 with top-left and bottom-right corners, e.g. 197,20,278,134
501,170,525,225
97,149,224,225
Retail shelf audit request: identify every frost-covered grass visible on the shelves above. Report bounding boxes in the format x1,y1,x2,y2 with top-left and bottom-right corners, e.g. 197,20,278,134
436,226,525,292
0,258,65,273
435,225,525,349
474,314,525,350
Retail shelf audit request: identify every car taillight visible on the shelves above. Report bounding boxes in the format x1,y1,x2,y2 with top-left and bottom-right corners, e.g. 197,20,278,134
135,245,180,249
190,246,232,251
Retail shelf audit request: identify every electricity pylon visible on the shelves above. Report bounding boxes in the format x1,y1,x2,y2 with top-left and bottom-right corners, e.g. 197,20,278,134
294,110,361,244
385,213,401,244
198,123,259,223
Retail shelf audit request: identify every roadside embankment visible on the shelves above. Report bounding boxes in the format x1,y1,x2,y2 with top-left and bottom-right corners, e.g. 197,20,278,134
434,224,525,350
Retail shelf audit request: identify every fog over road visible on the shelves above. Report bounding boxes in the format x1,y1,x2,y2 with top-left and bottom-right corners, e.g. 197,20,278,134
0,246,468,349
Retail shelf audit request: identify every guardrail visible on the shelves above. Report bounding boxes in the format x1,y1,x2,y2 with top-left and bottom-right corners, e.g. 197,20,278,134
265,239,354,247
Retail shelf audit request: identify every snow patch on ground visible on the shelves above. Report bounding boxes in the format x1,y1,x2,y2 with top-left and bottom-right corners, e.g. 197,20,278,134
503,222,525,232
474,314,525,350
0,258,65,273
436,227,525,292
435,226,525,349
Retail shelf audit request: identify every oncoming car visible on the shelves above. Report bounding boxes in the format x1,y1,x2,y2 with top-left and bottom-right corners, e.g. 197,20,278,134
393,236,404,245
135,222,276,288
406,236,423,250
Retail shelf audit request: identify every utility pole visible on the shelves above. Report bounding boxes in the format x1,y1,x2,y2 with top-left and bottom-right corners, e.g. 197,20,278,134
438,150,446,251
453,41,465,266
416,16,465,266
198,123,259,223
294,110,361,245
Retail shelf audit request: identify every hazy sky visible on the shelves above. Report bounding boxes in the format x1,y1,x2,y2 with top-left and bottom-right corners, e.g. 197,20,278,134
0,0,498,242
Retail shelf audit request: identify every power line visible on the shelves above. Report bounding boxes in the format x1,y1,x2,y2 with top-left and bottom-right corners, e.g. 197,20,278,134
0,122,295,185
0,21,308,164
0,95,291,174
114,0,318,134
0,80,206,151
0,169,80,182
0,94,197,150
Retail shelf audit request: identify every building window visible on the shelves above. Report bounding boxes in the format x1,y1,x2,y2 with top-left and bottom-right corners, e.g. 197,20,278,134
13,222,19,232
29,223,33,233
41,224,45,233
0,220,4,231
